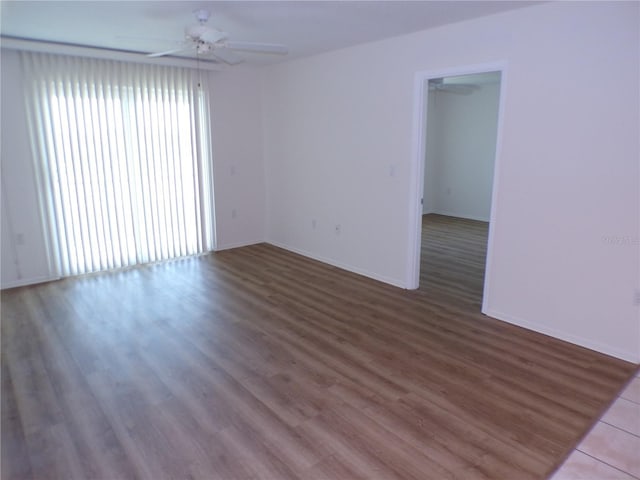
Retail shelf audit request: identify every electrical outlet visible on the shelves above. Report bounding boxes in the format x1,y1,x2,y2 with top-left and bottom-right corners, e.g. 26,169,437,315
335,224,341,235
231,209,237,219
15,233,25,245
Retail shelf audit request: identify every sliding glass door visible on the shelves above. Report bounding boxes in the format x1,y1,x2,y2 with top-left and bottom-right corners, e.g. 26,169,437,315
22,52,215,276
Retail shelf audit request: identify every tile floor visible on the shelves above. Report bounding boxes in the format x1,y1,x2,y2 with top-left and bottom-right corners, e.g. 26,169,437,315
550,369,640,479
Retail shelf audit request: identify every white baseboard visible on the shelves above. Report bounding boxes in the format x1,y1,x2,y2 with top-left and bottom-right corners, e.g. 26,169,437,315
1,274,59,290
483,307,639,364
266,240,407,289
427,210,490,223
214,239,265,251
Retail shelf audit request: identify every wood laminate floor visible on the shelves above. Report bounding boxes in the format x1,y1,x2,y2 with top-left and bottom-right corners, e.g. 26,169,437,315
2,214,636,480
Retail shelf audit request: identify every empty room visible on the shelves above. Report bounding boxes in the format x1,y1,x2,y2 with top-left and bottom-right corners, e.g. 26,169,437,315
1,1,638,479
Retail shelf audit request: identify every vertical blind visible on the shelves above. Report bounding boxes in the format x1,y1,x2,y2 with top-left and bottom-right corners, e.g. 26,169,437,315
22,52,215,277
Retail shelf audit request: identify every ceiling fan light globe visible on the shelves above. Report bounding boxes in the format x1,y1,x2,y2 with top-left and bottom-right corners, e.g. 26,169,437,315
196,43,213,54
193,9,210,24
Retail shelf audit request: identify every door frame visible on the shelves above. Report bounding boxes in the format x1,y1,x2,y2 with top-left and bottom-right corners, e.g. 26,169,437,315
405,61,508,314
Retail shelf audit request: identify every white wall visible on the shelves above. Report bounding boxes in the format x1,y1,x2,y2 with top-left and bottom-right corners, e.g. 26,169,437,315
423,80,500,221
0,50,266,287
1,49,53,288
261,46,412,286
261,2,640,362
1,176,22,284
208,67,266,250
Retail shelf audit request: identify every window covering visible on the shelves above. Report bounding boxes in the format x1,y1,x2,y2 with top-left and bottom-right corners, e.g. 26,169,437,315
21,52,215,276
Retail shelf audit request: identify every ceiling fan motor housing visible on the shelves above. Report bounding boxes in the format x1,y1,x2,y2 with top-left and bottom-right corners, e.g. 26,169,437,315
185,25,227,44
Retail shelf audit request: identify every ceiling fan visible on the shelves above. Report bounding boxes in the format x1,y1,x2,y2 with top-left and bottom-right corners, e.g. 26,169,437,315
147,9,288,65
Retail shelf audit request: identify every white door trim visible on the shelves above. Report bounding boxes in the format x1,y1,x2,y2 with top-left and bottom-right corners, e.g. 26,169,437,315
406,61,508,315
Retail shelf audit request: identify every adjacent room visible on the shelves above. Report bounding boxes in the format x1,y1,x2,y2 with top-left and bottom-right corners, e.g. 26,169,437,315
420,71,501,306
1,2,638,479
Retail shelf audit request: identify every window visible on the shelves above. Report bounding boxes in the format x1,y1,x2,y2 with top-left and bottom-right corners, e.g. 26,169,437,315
22,52,215,276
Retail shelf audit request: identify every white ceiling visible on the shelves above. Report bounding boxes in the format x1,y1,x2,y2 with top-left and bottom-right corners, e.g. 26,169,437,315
1,1,539,66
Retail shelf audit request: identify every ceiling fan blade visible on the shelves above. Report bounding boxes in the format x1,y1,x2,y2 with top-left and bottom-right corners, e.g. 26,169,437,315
199,29,227,45
117,35,181,44
224,41,288,55
147,47,190,58
211,48,244,65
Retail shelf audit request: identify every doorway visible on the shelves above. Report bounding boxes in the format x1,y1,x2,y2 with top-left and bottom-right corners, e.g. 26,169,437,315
407,63,506,313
